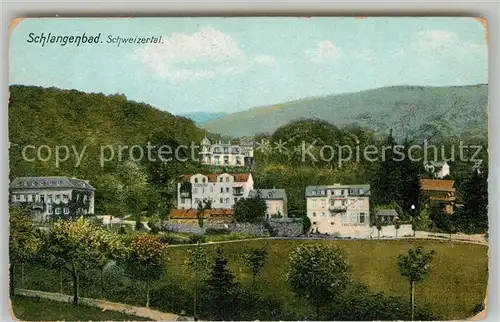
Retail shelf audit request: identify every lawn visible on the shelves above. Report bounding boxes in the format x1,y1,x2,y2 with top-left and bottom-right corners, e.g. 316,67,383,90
10,295,151,321
166,239,488,320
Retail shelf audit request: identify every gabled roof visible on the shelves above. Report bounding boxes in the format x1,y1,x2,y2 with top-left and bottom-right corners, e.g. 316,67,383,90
10,176,95,190
420,179,455,192
305,184,371,197
181,173,251,183
249,189,287,201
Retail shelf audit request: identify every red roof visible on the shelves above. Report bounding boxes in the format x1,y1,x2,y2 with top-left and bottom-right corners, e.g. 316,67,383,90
181,173,251,183
420,179,455,192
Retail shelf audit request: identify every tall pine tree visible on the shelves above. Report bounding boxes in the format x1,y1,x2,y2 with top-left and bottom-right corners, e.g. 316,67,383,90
454,167,488,233
371,129,402,206
203,251,240,320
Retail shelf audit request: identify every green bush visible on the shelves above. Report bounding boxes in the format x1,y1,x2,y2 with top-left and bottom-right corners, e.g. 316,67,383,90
205,228,231,235
188,234,206,244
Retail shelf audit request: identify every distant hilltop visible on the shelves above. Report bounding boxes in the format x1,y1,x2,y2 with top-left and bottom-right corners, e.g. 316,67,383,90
202,84,488,139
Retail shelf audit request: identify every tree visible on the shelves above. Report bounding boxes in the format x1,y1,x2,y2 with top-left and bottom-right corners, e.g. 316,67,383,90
40,217,124,304
374,217,383,239
242,248,268,285
185,243,211,320
124,234,168,307
371,130,402,206
196,198,212,229
203,251,239,320
234,196,267,223
398,245,435,321
287,244,350,319
9,205,42,295
394,218,401,238
454,167,488,233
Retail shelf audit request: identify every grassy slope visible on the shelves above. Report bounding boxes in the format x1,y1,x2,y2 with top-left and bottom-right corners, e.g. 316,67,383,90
10,295,150,321
203,84,488,138
167,239,488,320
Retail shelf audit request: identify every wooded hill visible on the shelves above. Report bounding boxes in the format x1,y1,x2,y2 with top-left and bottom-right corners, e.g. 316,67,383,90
203,84,488,140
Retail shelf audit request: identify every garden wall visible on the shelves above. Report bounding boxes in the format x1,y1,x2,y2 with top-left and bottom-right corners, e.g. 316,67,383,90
164,218,303,237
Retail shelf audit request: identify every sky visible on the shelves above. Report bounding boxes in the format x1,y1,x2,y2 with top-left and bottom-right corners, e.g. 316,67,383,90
9,17,488,115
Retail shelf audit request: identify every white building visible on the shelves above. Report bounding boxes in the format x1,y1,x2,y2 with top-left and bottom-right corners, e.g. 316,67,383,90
424,161,450,179
199,137,255,167
177,172,254,210
9,176,96,221
306,184,371,238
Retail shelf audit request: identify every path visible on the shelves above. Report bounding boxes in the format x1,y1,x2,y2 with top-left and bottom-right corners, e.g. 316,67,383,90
14,288,181,321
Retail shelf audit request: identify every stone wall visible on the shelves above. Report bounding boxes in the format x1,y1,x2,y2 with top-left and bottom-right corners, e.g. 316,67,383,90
163,218,304,237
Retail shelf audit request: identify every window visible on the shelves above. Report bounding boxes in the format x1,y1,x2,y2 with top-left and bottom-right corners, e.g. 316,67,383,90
341,200,346,207
312,221,317,225
55,194,61,202
220,187,224,193
194,178,198,183
341,213,347,224
219,177,223,182
312,212,316,217
312,190,316,195
331,222,335,225
220,198,224,204
335,189,341,196
225,198,229,204
359,213,366,224
47,204,52,213
32,194,37,202
359,188,364,195
55,208,61,215
359,199,365,207
312,199,317,207
226,187,229,193
63,194,69,202
322,212,325,216
194,188,198,194
47,195,52,203
234,198,237,203
64,207,69,215
321,200,326,208
202,178,206,183
226,177,229,182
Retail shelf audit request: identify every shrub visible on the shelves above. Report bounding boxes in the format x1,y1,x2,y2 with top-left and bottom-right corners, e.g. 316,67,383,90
188,234,206,244
205,228,231,235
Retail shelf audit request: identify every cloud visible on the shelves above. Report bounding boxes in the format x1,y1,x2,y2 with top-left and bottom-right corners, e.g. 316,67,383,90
415,29,459,51
411,29,487,61
251,55,276,66
354,49,376,62
133,26,275,83
305,41,340,62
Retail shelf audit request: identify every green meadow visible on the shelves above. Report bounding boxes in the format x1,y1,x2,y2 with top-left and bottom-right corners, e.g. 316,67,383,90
166,239,488,320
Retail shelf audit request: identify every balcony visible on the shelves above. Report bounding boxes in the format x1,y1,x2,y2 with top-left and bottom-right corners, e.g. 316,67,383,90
329,205,347,213
180,191,190,198
233,189,244,196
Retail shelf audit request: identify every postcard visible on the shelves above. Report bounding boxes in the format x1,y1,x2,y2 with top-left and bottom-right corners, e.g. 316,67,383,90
8,17,488,321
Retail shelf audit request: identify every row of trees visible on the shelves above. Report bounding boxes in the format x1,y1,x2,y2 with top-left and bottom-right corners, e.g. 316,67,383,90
9,205,167,307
